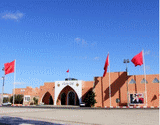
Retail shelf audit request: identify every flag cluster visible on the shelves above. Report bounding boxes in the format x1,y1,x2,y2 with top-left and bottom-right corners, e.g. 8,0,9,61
3,51,144,78
103,51,144,77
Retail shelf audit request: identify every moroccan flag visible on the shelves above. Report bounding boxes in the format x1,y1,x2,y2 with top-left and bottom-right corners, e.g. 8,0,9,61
4,60,15,75
131,51,143,66
66,69,69,73
103,54,109,77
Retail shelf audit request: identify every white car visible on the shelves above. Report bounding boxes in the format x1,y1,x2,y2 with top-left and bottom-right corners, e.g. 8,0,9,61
2,102,12,106
80,102,86,107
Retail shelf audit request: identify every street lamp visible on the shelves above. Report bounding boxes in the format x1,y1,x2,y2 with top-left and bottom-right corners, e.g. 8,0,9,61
123,59,129,107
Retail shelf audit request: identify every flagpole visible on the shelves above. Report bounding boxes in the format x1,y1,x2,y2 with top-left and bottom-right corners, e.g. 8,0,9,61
13,59,16,105
1,67,5,105
1,75,5,105
108,52,111,107
68,71,69,81
142,50,147,107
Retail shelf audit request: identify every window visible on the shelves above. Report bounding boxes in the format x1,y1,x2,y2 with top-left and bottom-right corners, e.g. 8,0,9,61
21,89,25,93
152,78,159,83
141,78,148,84
24,95,30,102
129,79,136,84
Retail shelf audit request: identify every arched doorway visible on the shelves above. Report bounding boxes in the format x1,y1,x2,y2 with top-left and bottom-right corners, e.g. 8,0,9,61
42,92,53,105
61,93,66,105
68,91,75,105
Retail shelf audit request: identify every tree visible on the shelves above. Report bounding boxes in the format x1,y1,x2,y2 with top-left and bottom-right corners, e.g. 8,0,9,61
10,94,24,104
3,97,9,103
16,94,23,104
33,97,38,105
84,91,97,107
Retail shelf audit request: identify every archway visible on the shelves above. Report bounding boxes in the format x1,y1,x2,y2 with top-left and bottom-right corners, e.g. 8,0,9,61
61,93,66,105
56,85,80,105
54,81,82,105
42,92,53,105
68,91,75,105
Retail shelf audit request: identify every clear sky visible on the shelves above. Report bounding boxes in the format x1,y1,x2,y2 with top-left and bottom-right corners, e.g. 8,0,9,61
0,0,159,94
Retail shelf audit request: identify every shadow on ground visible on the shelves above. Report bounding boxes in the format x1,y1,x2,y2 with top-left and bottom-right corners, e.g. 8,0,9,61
0,116,62,125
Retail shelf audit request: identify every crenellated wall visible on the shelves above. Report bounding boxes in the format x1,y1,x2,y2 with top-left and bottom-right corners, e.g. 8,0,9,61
12,72,159,107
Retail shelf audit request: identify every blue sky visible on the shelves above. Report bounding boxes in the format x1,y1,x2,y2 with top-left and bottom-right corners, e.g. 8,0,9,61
0,0,159,94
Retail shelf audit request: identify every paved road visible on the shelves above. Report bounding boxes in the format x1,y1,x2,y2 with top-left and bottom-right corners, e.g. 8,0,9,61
0,107,158,125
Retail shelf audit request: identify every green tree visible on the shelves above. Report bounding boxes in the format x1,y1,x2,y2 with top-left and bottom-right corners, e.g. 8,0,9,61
84,91,97,107
3,97,9,103
10,95,24,104
33,97,38,105
16,94,23,104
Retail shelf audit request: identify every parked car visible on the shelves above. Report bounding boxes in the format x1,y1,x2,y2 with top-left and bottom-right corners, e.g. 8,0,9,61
2,102,12,106
80,102,85,107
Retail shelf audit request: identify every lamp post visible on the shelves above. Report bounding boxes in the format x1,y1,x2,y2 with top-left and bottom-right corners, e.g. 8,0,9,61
123,59,129,107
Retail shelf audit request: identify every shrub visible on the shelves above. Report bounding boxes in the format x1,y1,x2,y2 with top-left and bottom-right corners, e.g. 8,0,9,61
30,102,34,105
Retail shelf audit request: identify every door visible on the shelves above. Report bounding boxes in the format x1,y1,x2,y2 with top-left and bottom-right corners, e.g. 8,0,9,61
61,93,66,105
68,91,75,105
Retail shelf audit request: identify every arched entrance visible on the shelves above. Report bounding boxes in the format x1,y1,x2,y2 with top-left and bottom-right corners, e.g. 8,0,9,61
68,91,75,105
42,92,53,105
61,93,66,105
56,85,80,105
54,81,82,105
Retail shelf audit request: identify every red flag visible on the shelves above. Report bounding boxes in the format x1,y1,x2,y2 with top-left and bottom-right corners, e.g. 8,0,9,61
103,68,107,77
103,54,109,77
131,51,143,67
4,60,15,75
66,69,69,73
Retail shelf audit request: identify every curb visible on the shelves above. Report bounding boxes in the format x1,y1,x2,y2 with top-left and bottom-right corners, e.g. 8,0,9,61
2,105,159,109
11,105,34,107
104,106,159,109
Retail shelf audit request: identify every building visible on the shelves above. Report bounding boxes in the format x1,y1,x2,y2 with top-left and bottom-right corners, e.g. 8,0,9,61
12,71,159,107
